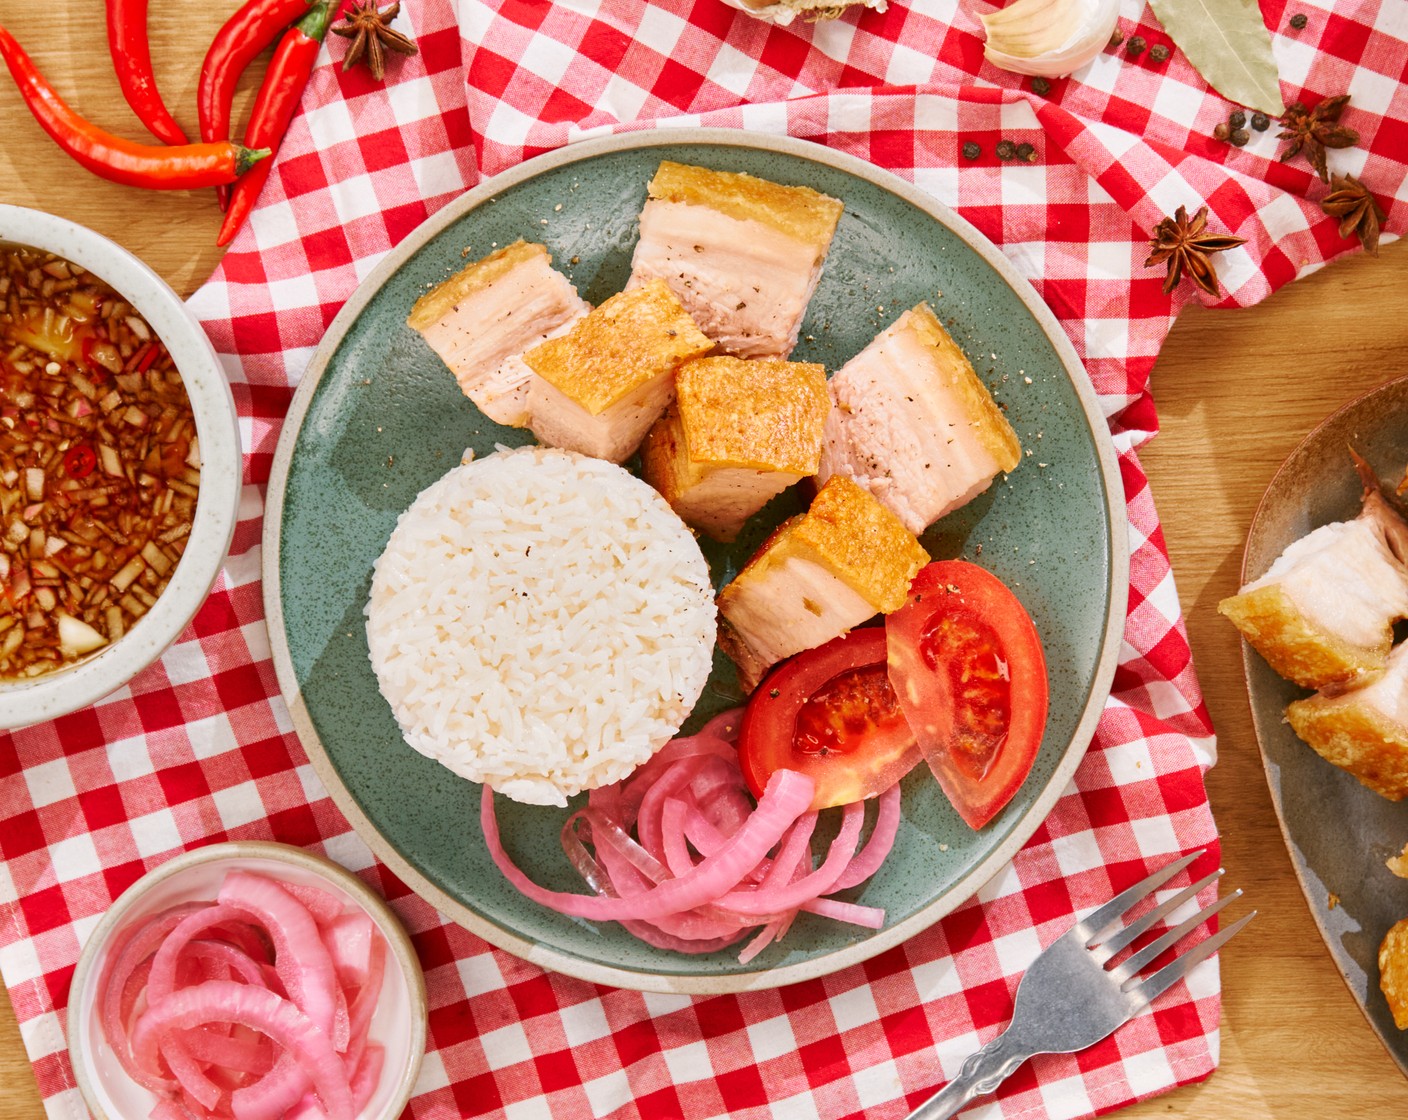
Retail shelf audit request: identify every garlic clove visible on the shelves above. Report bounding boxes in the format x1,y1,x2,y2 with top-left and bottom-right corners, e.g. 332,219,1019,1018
980,0,1121,78
983,0,1081,49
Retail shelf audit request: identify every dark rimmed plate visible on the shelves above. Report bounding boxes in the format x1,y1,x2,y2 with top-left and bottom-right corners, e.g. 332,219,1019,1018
263,129,1128,993
1240,373,1408,1074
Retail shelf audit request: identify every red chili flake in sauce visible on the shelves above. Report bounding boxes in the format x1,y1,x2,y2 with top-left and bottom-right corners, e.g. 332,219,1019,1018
63,445,97,479
134,343,160,374
0,247,201,681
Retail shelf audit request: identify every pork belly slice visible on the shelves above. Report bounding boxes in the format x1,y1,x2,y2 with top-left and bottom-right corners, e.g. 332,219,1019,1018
717,474,929,691
523,279,713,463
1382,918,1408,1029
628,161,843,359
1220,470,1408,689
406,240,588,427
1287,641,1408,800
641,356,830,542
816,303,1022,536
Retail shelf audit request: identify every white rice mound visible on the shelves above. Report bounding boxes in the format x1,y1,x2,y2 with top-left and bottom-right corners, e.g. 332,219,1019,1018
366,446,717,807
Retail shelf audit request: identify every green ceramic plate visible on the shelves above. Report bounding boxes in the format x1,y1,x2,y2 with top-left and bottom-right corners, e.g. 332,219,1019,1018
265,130,1127,993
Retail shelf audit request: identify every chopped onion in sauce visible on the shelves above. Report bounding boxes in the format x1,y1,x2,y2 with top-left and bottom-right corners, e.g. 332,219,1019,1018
0,246,200,680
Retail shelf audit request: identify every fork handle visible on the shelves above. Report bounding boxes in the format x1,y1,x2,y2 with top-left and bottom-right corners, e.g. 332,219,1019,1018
904,1029,1037,1120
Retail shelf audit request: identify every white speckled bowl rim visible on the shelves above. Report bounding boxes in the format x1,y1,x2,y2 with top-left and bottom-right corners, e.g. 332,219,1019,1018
68,840,428,1120
0,206,242,729
263,129,1129,994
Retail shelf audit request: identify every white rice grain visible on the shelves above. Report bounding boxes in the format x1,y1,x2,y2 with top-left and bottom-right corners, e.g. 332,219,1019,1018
366,446,716,806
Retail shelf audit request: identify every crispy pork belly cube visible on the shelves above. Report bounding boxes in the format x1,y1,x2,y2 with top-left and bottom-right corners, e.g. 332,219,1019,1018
406,240,588,427
641,356,830,542
1381,918,1408,1029
816,303,1022,536
1287,642,1408,800
1220,516,1408,690
628,161,843,359
523,279,713,463
717,475,929,691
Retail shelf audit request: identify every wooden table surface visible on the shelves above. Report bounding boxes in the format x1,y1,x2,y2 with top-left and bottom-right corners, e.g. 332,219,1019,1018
4,5,1408,1116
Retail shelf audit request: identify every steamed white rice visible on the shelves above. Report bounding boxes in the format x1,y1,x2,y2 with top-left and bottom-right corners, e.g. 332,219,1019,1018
366,446,717,806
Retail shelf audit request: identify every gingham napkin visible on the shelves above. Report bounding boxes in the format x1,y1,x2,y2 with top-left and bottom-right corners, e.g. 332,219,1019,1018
3,1,1405,1118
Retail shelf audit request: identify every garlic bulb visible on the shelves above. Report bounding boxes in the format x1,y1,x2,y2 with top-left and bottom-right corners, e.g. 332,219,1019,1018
721,0,888,27
980,0,1121,78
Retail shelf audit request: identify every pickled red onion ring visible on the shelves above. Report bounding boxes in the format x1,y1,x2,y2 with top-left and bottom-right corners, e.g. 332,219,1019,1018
218,873,339,1038
97,871,389,1120
131,981,353,1120
831,780,901,890
100,902,206,1093
483,768,815,920
483,721,901,961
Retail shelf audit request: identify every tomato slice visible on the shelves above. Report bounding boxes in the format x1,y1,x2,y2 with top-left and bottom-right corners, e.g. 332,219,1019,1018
886,560,1049,830
737,628,922,811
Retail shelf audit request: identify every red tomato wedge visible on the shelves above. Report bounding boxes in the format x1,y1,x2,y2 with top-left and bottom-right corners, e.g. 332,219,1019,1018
886,560,1048,830
738,628,922,811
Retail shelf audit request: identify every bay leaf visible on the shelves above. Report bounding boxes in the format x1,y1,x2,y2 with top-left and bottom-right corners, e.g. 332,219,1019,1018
1146,0,1285,115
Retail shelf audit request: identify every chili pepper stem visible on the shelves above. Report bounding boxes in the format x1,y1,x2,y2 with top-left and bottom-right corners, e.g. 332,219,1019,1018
236,147,273,175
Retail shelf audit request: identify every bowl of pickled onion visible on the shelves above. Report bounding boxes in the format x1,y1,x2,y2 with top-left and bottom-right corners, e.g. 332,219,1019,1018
67,841,426,1120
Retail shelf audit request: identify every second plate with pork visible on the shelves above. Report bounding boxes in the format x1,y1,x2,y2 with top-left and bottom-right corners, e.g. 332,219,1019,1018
264,129,1127,993
1238,374,1408,1078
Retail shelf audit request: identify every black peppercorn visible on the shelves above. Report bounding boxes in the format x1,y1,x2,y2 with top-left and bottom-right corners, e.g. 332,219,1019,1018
962,141,981,160
1289,12,1308,29
995,139,1017,160
1126,35,1146,56
1149,44,1170,62
1229,110,1247,129
1016,142,1037,163
1230,128,1250,147
1213,122,1231,142
1251,112,1270,131
1031,77,1051,95
1109,28,1124,47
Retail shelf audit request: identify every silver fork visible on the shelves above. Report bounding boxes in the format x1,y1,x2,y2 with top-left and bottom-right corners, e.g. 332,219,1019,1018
905,849,1253,1120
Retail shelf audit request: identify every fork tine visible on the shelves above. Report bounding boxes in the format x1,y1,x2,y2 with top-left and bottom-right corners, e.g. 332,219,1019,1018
1124,909,1256,1010
1079,850,1203,944
1094,868,1223,962
1110,887,1240,984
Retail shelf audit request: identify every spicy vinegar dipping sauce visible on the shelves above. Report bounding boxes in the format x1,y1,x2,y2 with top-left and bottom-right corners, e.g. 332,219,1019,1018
0,244,201,681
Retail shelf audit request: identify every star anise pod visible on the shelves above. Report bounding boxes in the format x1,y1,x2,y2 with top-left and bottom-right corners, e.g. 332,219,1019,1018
1144,205,1247,297
332,0,418,82
1320,173,1386,256
1278,95,1359,183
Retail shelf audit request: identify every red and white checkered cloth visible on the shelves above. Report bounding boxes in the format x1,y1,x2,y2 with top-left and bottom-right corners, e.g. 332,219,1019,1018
4,1,1406,1117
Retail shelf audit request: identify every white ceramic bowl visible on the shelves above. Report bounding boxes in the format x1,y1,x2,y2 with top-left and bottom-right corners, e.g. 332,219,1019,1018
0,205,241,729
68,841,428,1120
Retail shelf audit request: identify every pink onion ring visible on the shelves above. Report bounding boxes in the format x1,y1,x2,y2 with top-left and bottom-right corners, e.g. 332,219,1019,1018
484,723,902,961
131,981,353,1120
98,872,388,1120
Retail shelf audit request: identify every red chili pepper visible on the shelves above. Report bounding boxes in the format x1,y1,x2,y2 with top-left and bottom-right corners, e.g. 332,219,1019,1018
217,1,335,247
0,25,270,191
63,446,97,480
105,0,188,146
134,342,161,373
199,0,315,208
